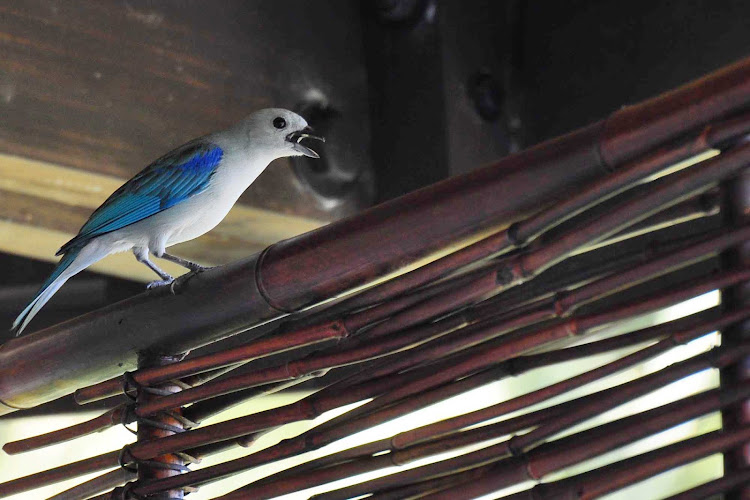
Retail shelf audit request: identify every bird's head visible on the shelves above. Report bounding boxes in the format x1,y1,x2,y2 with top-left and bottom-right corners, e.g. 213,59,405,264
233,108,325,160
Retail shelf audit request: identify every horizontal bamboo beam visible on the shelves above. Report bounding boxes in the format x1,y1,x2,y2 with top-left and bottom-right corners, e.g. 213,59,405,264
70,205,750,414
0,56,747,416
260,56,750,310
72,195,723,408
333,110,749,313
178,221,725,424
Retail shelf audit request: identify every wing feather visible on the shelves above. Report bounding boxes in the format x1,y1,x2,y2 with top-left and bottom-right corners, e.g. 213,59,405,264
57,140,223,255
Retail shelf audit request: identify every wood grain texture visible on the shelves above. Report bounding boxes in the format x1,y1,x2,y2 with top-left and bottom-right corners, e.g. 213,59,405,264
0,0,372,222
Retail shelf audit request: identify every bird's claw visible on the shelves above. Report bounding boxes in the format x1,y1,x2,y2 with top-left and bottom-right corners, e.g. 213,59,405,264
169,267,208,294
187,264,213,273
146,266,210,294
146,278,175,290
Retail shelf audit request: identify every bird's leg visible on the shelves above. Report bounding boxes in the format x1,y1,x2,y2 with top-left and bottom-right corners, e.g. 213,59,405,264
133,250,175,289
159,252,212,273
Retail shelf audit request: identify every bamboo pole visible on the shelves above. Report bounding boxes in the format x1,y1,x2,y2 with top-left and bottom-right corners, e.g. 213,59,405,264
259,57,750,311
1,56,747,413
335,111,749,313
5,222,735,456
422,425,750,500
240,311,740,498
130,264,750,418
1,59,749,500
47,468,134,500
297,384,750,500
1,250,742,497
134,344,750,498
720,143,750,499
661,469,750,500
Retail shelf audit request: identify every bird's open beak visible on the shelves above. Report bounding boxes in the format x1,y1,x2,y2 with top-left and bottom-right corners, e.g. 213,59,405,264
286,126,326,159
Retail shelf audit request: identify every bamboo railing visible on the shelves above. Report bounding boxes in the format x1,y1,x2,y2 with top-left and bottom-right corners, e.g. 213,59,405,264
0,56,749,499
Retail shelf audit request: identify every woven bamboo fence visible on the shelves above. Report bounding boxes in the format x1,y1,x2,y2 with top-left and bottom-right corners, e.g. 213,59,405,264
0,56,749,499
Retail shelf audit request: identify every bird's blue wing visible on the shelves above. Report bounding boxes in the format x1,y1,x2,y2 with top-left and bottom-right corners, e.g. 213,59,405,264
57,139,223,255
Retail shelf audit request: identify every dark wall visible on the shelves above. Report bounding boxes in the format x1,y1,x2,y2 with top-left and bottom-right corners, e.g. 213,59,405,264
362,0,750,200
521,0,750,142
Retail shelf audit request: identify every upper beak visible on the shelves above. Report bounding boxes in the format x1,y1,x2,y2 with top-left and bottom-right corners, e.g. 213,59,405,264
286,126,326,159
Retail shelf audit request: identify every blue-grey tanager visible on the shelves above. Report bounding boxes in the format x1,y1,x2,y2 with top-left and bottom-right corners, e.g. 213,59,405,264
12,108,324,335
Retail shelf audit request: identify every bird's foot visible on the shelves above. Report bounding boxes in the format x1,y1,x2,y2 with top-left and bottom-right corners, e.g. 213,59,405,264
187,263,213,273
146,277,175,290
169,267,209,294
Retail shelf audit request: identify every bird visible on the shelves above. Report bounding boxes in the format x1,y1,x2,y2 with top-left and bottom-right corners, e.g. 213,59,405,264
12,108,324,336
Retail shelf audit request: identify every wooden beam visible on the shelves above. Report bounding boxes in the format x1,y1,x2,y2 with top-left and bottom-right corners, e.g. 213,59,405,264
0,1,372,223
0,153,324,282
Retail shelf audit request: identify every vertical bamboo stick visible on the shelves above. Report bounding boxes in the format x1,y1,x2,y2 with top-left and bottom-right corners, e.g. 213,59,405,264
721,154,750,498
135,353,189,500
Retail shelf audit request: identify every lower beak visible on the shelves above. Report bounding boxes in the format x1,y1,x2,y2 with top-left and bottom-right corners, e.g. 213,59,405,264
286,127,326,158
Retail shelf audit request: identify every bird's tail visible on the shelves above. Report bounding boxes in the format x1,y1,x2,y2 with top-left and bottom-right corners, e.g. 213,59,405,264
12,242,107,336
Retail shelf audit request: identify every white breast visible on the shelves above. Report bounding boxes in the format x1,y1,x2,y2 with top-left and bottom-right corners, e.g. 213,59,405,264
164,150,273,247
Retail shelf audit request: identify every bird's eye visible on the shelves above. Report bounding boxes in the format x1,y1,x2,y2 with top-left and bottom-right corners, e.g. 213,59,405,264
273,117,287,129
